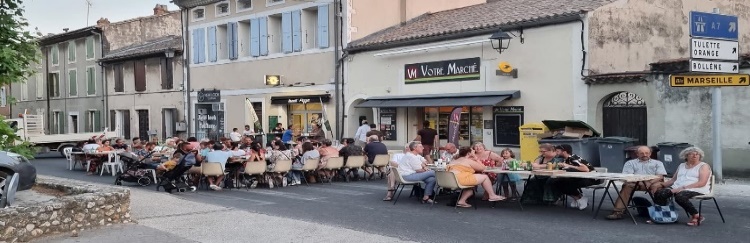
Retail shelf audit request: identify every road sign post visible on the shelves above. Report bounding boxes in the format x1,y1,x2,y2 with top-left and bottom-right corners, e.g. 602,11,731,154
686,9,740,183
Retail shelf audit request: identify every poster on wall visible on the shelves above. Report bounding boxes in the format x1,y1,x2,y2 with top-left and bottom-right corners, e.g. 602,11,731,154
195,103,225,139
379,108,397,140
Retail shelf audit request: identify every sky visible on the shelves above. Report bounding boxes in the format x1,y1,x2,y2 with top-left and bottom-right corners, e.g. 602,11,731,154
22,0,179,35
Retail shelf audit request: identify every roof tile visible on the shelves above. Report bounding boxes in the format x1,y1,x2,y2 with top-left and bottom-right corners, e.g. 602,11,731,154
348,0,617,50
100,35,182,62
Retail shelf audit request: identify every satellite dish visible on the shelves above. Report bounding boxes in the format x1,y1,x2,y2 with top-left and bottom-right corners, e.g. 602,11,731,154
0,173,19,208
498,62,514,73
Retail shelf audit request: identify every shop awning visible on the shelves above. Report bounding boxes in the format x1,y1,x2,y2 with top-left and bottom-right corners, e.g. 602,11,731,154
355,91,520,108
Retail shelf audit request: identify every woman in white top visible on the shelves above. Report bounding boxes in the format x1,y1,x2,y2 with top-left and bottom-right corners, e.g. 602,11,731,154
651,147,711,226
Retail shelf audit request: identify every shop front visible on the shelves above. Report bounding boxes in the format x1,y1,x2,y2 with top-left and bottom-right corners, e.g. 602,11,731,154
193,89,225,139
270,94,332,138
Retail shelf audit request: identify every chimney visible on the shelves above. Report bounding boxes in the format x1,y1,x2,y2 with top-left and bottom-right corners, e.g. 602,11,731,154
63,28,69,32
96,18,110,27
153,4,168,15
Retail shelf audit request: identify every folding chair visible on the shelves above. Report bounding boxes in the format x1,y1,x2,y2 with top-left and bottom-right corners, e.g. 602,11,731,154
691,175,726,226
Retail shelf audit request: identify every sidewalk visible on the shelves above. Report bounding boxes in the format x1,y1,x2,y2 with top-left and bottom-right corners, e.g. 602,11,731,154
35,183,414,243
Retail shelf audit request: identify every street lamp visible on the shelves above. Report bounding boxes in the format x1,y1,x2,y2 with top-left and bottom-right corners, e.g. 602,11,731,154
165,49,175,58
489,30,513,54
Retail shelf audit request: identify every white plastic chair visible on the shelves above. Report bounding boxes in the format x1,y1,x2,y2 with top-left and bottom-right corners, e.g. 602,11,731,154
63,147,76,170
100,152,123,176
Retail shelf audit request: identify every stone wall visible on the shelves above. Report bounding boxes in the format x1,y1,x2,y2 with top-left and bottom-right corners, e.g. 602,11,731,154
0,176,131,242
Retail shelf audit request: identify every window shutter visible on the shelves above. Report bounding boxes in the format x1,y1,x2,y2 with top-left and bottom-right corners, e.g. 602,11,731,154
259,17,269,56
68,70,77,96
134,61,146,92
94,110,101,132
86,37,94,59
110,110,116,132
85,112,91,132
228,22,238,60
292,10,302,52
282,12,292,53
114,64,123,92
58,112,65,133
318,4,330,48
161,58,173,89
68,42,75,62
250,18,260,57
192,30,200,64
87,67,96,95
123,110,131,139
208,26,218,62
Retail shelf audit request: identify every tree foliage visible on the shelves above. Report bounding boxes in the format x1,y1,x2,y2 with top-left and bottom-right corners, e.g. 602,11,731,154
0,0,39,158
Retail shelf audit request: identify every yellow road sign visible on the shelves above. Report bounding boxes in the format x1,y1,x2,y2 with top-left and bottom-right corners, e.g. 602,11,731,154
670,74,750,87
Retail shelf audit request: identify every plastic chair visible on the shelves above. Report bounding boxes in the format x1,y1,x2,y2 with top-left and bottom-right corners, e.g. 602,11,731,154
343,155,366,182
691,175,725,226
433,171,477,210
323,157,345,184
292,159,318,186
242,162,266,189
63,147,76,170
391,168,422,205
267,159,293,188
100,152,123,176
365,154,390,180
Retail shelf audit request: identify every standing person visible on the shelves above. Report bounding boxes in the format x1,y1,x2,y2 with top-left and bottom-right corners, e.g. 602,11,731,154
243,125,255,137
282,125,294,144
366,124,383,141
230,128,242,142
272,123,285,133
415,121,438,162
354,120,370,148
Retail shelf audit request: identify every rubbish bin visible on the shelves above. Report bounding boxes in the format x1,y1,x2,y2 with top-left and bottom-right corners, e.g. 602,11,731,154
657,142,693,175
597,137,638,173
519,123,549,162
538,120,601,167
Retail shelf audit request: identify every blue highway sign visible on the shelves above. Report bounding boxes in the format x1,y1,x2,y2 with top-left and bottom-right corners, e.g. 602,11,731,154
690,11,739,40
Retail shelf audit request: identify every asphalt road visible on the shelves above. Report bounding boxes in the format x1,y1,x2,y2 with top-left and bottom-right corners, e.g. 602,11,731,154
31,153,750,243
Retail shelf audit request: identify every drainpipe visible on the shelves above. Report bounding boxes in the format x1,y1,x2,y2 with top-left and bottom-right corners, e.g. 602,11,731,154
181,8,192,136
334,0,341,139
97,32,108,132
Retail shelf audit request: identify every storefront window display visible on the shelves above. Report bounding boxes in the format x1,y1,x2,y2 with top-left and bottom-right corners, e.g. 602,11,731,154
289,103,323,135
424,106,483,147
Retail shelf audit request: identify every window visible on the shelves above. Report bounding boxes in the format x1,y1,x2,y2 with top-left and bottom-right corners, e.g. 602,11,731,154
113,64,124,92
35,73,44,100
267,0,284,7
86,110,101,132
238,20,251,57
161,58,173,89
216,1,230,17
69,113,79,133
137,109,150,142
267,14,282,54
249,17,269,57
68,69,77,97
47,72,60,98
301,8,318,50
67,41,76,63
51,45,59,66
112,110,131,139
20,78,29,101
134,60,146,92
86,37,95,59
86,66,96,95
192,7,206,21
237,0,253,12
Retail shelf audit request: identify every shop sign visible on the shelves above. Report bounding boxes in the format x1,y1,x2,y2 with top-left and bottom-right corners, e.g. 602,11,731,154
404,57,481,84
271,94,331,105
197,89,221,103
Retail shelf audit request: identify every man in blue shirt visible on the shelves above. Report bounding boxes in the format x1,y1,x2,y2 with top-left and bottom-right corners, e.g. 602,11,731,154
281,125,294,144
363,135,388,180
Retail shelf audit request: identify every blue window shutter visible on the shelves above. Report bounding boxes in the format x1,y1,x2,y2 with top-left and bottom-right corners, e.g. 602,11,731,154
227,22,238,60
318,4,330,48
259,17,269,56
250,18,260,57
232,22,239,59
292,10,302,52
198,28,206,63
282,12,292,54
192,30,200,64
208,26,217,62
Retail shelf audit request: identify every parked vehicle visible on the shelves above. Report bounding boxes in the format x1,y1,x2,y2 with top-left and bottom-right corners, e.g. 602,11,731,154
0,151,37,191
5,110,118,156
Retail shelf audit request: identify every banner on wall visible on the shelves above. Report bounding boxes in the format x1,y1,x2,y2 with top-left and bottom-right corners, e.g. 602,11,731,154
448,107,462,146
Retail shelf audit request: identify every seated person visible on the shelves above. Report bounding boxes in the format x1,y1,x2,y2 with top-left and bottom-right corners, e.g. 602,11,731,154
205,143,232,190
521,143,564,204
607,146,666,220
650,147,711,226
547,144,597,210
383,143,411,201
396,142,437,204
112,139,128,150
157,152,182,172
363,135,388,179
448,147,506,207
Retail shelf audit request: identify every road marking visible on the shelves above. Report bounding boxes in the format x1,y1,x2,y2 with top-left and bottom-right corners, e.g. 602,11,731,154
302,186,373,196
331,183,388,191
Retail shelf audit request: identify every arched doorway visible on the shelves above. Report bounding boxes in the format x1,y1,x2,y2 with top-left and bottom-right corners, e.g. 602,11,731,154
602,91,647,145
